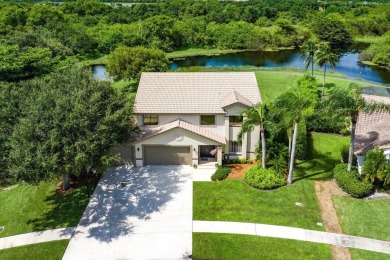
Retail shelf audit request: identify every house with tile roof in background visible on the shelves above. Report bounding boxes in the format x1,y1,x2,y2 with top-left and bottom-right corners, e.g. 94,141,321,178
354,94,390,173
111,72,262,167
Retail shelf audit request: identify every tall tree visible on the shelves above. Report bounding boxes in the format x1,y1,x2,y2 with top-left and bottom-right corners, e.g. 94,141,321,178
301,39,317,77
8,67,134,190
315,43,339,96
325,84,390,172
106,46,169,81
272,89,315,184
238,104,267,168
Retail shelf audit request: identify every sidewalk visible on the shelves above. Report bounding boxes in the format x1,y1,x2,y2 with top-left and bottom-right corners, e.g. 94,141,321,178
193,221,390,255
0,227,75,250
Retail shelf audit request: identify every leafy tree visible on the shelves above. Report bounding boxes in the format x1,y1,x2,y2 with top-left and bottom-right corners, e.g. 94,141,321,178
106,46,169,81
8,67,134,190
0,44,57,82
315,43,339,96
301,39,317,77
27,4,64,27
238,104,267,168
141,15,181,51
311,14,353,49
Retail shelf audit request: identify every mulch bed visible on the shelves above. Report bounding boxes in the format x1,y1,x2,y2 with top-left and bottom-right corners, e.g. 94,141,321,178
226,163,256,180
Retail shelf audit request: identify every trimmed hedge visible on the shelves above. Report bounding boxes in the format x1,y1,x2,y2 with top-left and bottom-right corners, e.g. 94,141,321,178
340,145,357,166
225,158,253,164
211,166,231,181
244,166,286,190
333,164,373,198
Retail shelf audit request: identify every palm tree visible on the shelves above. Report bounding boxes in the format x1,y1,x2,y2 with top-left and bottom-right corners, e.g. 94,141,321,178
315,43,339,96
238,104,267,168
301,39,317,77
325,84,390,172
272,89,315,184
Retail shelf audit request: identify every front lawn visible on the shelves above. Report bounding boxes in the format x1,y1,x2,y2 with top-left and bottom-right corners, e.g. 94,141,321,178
333,197,390,241
350,248,390,260
193,233,331,259
0,240,69,260
294,132,349,181
194,179,323,231
0,179,96,238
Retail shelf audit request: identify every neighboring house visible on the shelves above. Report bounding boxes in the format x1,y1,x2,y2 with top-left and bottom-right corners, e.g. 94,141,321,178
354,94,390,172
112,72,262,167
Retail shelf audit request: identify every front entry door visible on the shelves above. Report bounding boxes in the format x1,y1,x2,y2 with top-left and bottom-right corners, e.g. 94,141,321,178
199,145,216,160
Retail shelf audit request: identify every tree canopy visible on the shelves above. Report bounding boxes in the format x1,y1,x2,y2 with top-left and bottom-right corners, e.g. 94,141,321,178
106,46,169,80
4,67,135,189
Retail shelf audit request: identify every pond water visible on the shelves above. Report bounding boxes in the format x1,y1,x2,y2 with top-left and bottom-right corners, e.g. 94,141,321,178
92,65,108,80
93,45,390,84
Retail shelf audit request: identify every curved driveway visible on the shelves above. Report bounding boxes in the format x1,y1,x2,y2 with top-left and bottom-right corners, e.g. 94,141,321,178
63,165,195,260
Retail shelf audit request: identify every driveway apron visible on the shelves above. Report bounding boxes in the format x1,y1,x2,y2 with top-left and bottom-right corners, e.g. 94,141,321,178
62,165,193,260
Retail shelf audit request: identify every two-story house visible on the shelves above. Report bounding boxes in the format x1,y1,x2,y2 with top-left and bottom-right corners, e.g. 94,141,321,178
112,72,262,167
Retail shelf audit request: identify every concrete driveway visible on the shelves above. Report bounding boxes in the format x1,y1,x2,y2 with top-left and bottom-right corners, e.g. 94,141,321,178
63,165,194,260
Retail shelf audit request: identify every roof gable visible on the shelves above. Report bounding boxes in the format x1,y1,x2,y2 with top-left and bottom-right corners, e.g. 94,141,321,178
220,90,253,108
133,72,261,114
134,119,226,144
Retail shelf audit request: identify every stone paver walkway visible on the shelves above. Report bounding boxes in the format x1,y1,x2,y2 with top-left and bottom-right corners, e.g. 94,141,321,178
0,227,75,250
193,221,390,255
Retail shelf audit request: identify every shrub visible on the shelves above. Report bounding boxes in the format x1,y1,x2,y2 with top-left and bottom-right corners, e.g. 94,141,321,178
244,166,286,190
340,145,357,166
333,164,373,198
295,118,308,160
225,158,252,164
211,166,231,181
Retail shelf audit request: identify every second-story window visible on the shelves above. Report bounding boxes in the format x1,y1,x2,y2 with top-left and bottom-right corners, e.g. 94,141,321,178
143,115,158,125
229,116,243,127
200,115,215,125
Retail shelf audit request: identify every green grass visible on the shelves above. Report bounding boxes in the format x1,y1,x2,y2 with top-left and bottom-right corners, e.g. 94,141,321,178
194,179,323,231
0,180,96,238
294,132,349,181
193,233,331,260
166,47,242,59
0,240,69,260
333,197,390,241
350,248,390,260
174,67,386,104
254,70,385,104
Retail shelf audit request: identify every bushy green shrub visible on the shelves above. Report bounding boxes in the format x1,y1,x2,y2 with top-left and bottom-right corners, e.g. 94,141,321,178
211,166,231,181
333,164,373,198
225,158,252,164
340,145,357,166
244,166,286,190
295,118,308,160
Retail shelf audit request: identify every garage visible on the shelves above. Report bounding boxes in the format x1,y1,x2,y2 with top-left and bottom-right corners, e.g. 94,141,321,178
109,144,134,166
144,145,191,165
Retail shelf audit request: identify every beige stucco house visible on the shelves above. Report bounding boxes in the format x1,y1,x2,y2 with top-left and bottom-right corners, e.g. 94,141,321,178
354,94,390,172
112,72,262,167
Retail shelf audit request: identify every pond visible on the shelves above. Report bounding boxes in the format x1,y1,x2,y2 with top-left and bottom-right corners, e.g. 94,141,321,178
93,45,390,84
